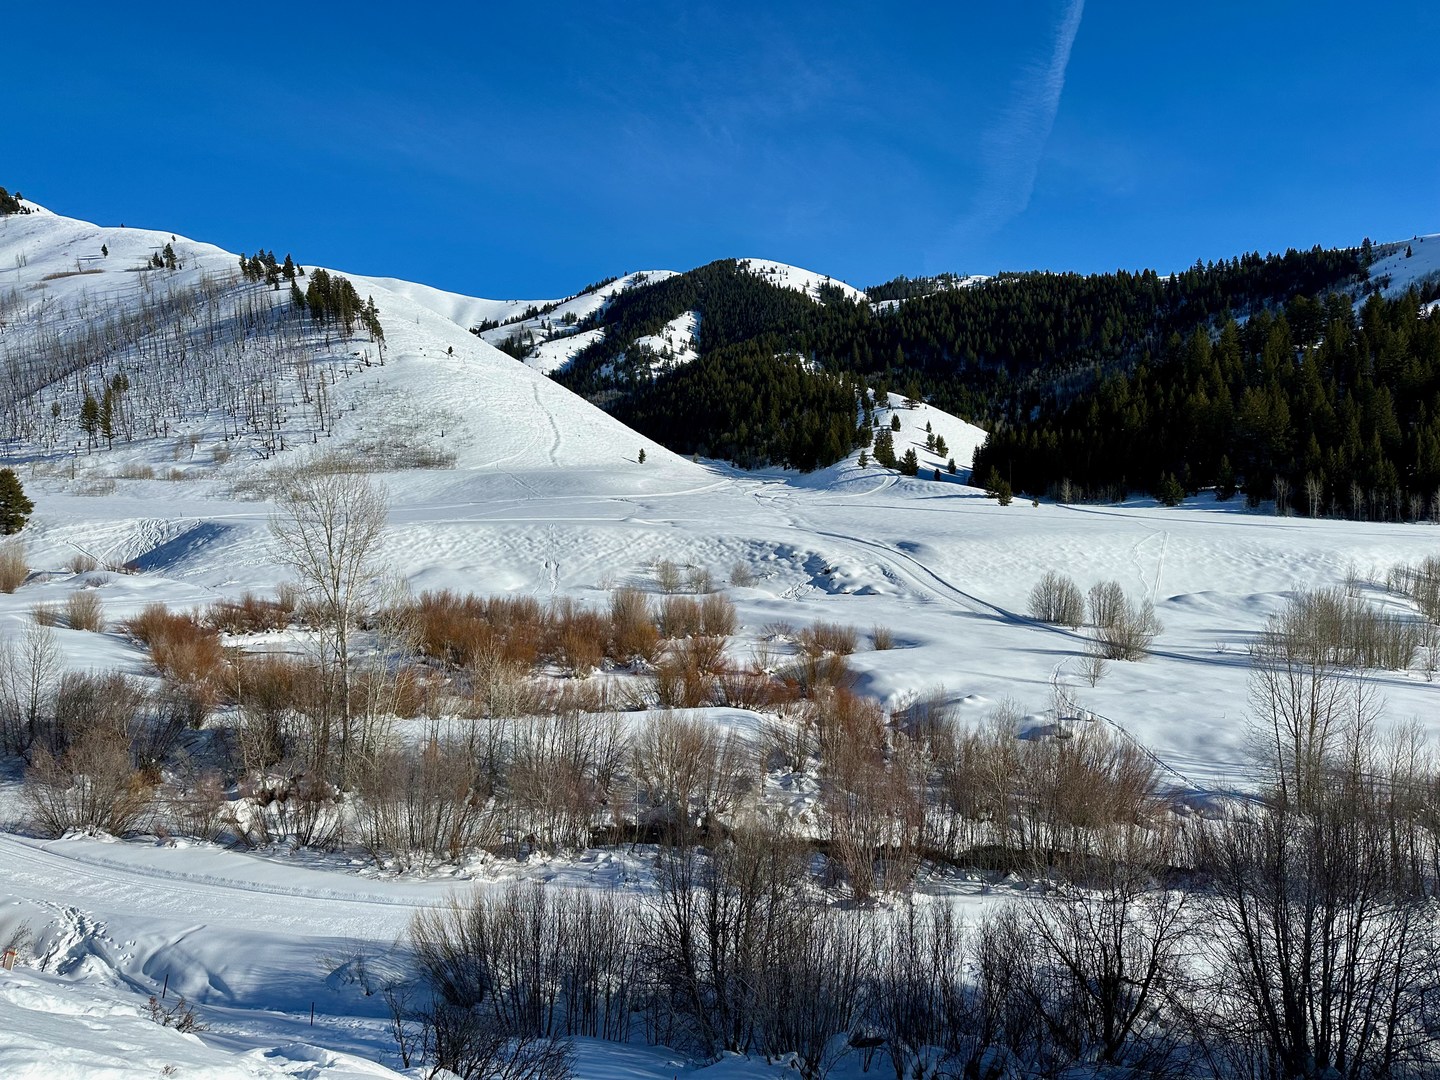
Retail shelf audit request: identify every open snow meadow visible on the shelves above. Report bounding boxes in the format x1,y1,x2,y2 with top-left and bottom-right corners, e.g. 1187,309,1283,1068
2,203,1439,1078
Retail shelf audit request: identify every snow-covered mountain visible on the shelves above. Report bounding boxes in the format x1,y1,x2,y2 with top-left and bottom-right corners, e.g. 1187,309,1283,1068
4,201,1440,1079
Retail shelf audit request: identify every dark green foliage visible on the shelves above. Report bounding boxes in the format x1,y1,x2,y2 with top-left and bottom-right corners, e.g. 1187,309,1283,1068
79,390,99,448
0,469,33,533
1156,473,1185,507
638,448,646,464
995,480,1013,506
614,344,865,470
0,187,25,215
973,290,1440,519
872,428,897,469
890,413,901,432
899,448,920,476
556,241,1368,479
864,273,965,303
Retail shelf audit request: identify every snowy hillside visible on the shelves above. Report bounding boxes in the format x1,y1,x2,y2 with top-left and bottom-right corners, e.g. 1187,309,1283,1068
1369,231,1440,297
4,203,1440,1078
469,270,680,373
738,257,866,302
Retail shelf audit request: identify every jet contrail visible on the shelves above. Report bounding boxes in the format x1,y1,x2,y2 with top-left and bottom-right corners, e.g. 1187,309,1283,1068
954,0,1085,244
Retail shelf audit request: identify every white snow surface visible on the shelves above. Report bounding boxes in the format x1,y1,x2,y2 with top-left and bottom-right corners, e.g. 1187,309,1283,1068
737,258,866,303
5,203,1440,1076
627,310,701,372
1369,232,1440,298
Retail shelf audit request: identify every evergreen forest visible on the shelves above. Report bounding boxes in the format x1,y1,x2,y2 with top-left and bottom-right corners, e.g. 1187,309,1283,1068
554,240,1440,520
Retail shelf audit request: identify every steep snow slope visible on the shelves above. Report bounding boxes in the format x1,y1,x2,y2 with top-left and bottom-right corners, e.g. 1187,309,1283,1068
1369,232,1440,297
737,257,866,302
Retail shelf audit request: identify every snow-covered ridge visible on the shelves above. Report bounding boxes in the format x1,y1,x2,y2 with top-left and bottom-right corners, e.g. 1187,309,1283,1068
737,257,866,303
1368,232,1440,299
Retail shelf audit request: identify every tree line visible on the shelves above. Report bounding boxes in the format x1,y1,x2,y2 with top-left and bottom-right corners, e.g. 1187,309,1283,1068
973,287,1440,516
556,242,1381,483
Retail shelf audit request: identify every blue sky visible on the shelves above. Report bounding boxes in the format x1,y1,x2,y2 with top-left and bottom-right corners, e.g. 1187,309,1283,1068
12,3,1438,297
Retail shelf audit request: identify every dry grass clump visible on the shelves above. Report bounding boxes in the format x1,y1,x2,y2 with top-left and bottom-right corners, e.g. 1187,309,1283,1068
31,603,63,627
0,539,27,593
67,552,98,575
550,598,609,677
124,604,227,694
657,595,703,639
409,591,544,668
780,651,856,699
204,591,293,634
65,590,105,632
871,624,896,651
228,653,324,769
609,587,661,663
117,463,155,480
729,560,758,587
698,592,737,636
797,620,858,656
1029,570,1084,627
652,635,728,707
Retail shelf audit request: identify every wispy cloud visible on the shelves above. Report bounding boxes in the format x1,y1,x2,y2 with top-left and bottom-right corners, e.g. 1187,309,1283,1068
952,0,1085,247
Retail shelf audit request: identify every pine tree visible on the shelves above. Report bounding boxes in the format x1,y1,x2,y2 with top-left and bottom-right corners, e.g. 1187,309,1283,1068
872,428,896,468
900,448,920,476
638,448,646,464
858,451,868,468
80,391,100,449
0,468,34,534
99,388,115,448
890,413,902,432
1156,472,1185,506
947,457,957,474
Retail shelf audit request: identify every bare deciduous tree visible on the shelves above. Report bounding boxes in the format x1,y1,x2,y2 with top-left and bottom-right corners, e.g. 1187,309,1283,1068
269,469,389,785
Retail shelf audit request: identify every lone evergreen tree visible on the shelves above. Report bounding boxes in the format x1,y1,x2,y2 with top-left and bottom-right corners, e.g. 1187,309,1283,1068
900,448,920,476
1156,472,1185,507
890,413,902,432
0,469,34,534
80,390,100,449
638,448,647,464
